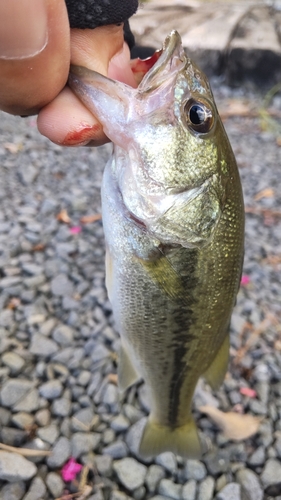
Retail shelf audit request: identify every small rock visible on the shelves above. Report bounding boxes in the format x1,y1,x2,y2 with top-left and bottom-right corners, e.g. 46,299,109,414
22,476,46,500
2,352,25,373
71,432,101,458
77,370,92,386
185,459,207,481
261,458,281,487
110,492,128,500
103,384,119,407
30,333,58,357
51,274,74,296
125,418,148,461
35,408,50,427
145,465,165,493
216,482,242,500
111,415,130,433
13,389,40,413
155,452,177,475
247,446,265,467
18,164,38,185
11,412,34,430
52,324,74,346
52,396,72,417
113,458,147,491
71,407,96,432
0,451,37,481
94,454,113,477
182,480,197,500
47,437,71,468
236,468,263,500
103,441,128,459
158,479,182,500
0,481,26,500
46,472,64,498
39,380,63,399
0,379,34,408
198,476,215,500
37,424,59,445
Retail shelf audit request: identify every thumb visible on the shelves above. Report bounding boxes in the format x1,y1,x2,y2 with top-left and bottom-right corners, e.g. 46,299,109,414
0,0,70,115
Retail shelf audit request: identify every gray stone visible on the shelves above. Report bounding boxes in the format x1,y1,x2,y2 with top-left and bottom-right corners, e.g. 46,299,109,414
77,370,92,386
110,492,128,500
125,418,148,460
11,412,34,430
39,380,63,399
52,396,72,417
47,437,71,468
261,458,281,487
103,384,119,407
198,476,215,500
155,452,177,475
247,446,265,466
94,455,113,477
22,476,46,500
2,352,25,373
0,379,34,408
236,468,263,500
29,333,58,357
18,164,38,185
52,324,74,346
216,482,242,500
0,451,37,481
145,465,165,493
182,480,197,500
39,318,57,336
114,458,147,491
13,389,40,413
103,441,128,459
111,414,130,433
51,273,74,296
0,481,26,500
46,472,64,498
0,310,14,328
35,408,50,427
133,486,146,500
158,479,182,500
71,432,101,458
37,424,59,445
184,459,207,481
71,407,96,432
0,427,28,447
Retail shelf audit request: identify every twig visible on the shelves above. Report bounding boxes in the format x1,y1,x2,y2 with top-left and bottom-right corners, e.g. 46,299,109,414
245,206,281,218
0,442,51,456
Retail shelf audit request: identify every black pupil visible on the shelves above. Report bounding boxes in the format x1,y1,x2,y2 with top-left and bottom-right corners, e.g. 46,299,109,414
189,104,206,125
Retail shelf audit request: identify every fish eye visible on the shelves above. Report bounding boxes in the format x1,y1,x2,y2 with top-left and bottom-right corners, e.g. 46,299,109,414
184,99,214,134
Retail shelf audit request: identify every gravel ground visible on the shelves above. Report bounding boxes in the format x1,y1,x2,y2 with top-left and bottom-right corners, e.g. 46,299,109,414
0,81,280,500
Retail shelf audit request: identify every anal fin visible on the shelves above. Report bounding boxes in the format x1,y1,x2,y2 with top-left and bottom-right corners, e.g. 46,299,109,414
203,334,229,391
118,344,140,393
139,416,201,459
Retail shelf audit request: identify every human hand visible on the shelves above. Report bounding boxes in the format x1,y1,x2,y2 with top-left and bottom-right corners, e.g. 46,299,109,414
0,0,137,146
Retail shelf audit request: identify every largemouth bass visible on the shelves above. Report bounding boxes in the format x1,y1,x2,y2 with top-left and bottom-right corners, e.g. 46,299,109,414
68,31,244,458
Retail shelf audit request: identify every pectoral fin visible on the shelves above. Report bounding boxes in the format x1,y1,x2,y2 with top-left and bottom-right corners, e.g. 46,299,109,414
203,334,229,390
118,345,140,393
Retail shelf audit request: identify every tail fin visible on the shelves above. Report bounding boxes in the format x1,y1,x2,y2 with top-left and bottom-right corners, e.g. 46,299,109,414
139,417,201,459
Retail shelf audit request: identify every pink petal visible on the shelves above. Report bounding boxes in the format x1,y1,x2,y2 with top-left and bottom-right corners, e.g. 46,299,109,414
240,275,250,285
61,458,83,482
70,226,82,234
240,387,257,398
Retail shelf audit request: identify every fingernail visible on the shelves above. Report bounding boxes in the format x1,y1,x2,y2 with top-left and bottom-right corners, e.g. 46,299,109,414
0,0,48,59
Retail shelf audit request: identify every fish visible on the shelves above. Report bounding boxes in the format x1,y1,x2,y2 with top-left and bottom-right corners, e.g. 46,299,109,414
68,30,244,459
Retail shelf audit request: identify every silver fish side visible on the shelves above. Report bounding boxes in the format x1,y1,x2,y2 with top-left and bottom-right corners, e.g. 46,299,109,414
68,30,245,458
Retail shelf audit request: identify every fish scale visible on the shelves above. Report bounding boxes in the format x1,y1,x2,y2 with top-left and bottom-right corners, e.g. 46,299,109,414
68,30,244,458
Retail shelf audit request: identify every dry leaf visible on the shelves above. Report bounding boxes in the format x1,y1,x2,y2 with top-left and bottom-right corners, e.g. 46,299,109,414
107,373,118,385
80,214,102,224
56,209,71,224
6,297,21,310
3,142,22,153
254,187,275,201
199,405,261,440
0,442,51,456
32,243,46,252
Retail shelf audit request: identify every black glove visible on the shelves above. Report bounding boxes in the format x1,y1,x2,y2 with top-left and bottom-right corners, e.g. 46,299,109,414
65,0,138,49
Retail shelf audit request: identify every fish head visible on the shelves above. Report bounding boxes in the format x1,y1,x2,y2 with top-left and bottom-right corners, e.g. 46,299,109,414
69,31,236,248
